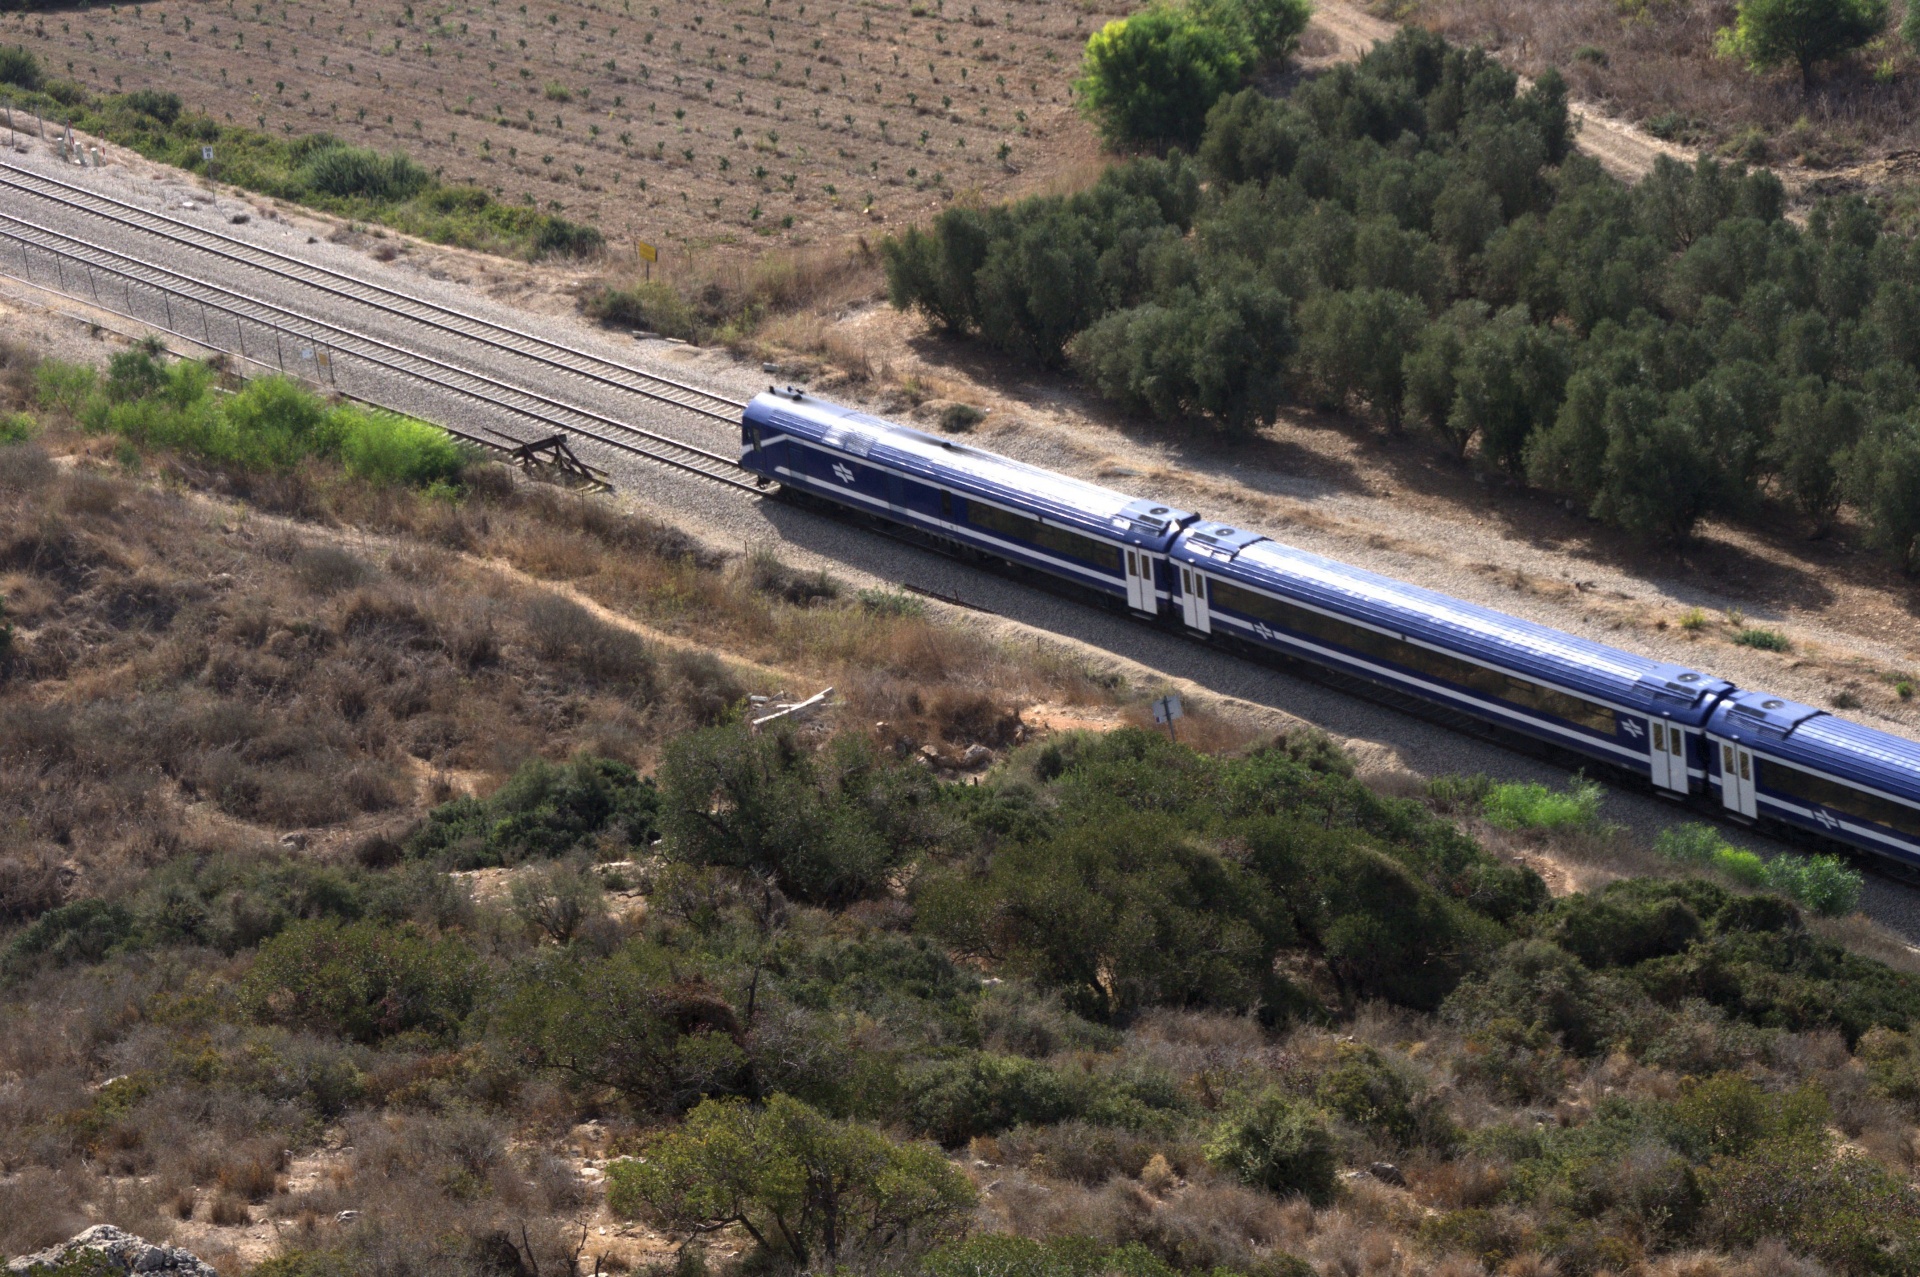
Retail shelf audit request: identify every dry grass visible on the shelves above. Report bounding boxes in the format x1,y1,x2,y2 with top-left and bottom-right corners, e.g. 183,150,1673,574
1403,0,1920,167
0,332,1175,920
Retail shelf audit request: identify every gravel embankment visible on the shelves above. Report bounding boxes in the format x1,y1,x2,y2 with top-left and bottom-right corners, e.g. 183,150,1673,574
8,137,1920,946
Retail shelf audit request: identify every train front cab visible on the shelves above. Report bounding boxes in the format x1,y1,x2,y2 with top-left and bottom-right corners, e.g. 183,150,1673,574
741,392,1197,618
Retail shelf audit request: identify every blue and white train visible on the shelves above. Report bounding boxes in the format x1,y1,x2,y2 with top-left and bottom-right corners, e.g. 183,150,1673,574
740,388,1920,873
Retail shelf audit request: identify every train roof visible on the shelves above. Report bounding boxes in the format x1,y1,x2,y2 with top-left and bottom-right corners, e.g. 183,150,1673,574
1177,524,1732,720
746,391,1195,544
1709,690,1920,799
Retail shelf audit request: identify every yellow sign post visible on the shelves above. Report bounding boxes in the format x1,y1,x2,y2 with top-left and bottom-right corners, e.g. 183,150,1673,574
636,239,657,280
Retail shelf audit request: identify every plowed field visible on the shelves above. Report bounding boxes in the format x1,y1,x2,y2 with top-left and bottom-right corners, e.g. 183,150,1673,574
2,0,1119,263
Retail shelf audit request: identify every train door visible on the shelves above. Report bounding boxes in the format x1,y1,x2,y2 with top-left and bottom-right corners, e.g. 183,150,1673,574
1123,549,1153,613
1179,567,1211,633
1718,740,1758,818
1649,721,1687,793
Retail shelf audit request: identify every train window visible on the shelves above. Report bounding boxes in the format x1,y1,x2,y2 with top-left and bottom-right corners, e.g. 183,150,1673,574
1208,579,1618,736
1127,551,1137,575
1760,760,1920,838
1670,730,1683,757
967,501,1122,572
1652,723,1665,752
1724,744,1735,771
1739,752,1750,781
940,491,953,521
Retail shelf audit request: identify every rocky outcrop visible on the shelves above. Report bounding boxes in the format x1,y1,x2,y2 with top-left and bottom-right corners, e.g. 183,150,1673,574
8,1226,218,1276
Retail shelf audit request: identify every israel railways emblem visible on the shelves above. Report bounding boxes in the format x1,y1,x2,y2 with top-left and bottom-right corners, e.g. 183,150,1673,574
832,462,856,484
1620,717,1645,740
1814,807,1842,831
1252,621,1275,642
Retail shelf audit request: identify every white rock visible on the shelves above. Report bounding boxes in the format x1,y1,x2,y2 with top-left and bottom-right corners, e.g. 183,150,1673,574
8,1226,219,1276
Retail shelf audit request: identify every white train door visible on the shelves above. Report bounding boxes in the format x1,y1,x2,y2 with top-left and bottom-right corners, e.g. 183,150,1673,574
1123,549,1152,613
1650,721,1687,793
1179,567,1211,633
1718,740,1757,818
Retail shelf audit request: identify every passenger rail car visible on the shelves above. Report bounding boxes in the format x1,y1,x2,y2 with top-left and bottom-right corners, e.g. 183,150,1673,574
739,389,1920,873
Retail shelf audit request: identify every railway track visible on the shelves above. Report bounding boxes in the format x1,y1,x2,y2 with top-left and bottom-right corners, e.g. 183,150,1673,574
0,161,745,423
0,181,761,493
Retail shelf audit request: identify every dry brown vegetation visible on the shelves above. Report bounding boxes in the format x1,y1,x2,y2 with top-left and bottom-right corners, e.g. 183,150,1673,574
1399,0,1920,172
0,0,1116,261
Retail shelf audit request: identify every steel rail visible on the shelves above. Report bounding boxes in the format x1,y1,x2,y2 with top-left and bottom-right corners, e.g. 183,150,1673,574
0,218,762,493
0,160,746,422
0,264,536,462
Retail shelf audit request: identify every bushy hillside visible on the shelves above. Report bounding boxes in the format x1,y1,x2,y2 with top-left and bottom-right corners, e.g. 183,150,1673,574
8,342,1920,1276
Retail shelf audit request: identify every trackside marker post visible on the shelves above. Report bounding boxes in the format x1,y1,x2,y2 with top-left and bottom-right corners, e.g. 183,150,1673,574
1152,694,1183,742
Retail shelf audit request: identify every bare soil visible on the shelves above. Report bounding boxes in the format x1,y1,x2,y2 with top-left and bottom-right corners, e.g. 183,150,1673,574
0,0,1117,267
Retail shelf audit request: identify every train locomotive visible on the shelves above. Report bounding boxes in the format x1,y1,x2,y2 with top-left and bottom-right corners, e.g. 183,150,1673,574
740,387,1920,873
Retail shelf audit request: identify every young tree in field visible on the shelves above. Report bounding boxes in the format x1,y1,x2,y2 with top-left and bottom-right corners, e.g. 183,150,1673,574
605,1094,975,1266
1075,4,1250,150
1718,0,1887,88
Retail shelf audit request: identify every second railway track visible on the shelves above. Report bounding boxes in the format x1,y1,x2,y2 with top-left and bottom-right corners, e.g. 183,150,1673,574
0,163,763,493
0,160,746,423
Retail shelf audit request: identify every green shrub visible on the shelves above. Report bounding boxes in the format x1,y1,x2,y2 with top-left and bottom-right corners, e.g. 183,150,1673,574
492,940,753,1113
119,89,182,123
1731,626,1792,651
1547,882,1705,969
406,754,660,868
1482,777,1603,830
4,899,136,977
531,213,606,259
1314,1042,1458,1150
1074,4,1251,149
1654,822,1726,868
900,1052,1186,1145
0,411,33,444
0,43,40,91
35,361,97,414
55,351,468,486
1704,1132,1920,1273
298,141,433,201
921,728,1536,1020
238,918,482,1043
606,1094,975,1266
659,725,937,905
1714,846,1769,888
335,405,470,486
1203,1088,1339,1204
1762,852,1864,916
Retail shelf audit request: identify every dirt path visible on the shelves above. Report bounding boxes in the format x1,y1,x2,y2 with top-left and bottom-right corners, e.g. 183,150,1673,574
1306,0,1692,182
